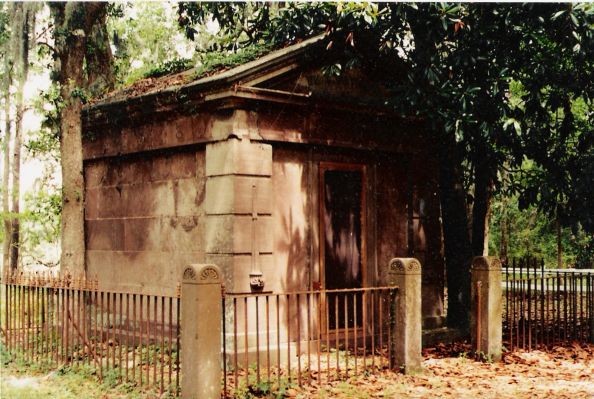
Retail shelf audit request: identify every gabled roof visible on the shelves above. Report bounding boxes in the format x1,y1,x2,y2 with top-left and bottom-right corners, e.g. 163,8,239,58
84,34,331,124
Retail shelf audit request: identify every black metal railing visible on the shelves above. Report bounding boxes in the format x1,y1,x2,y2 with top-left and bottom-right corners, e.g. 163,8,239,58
221,286,399,397
503,258,594,350
1,271,181,396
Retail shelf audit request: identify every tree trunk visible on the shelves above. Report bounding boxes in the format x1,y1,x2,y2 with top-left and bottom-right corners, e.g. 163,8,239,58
9,4,34,270
2,67,11,271
51,2,108,274
85,6,115,97
499,197,508,264
556,215,562,269
3,3,21,271
471,151,494,257
438,133,473,332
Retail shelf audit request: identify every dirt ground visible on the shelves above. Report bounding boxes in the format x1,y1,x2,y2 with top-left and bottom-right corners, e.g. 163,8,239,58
2,342,593,398
298,342,594,399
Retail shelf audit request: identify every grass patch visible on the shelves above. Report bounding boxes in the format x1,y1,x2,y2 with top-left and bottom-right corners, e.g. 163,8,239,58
0,342,157,399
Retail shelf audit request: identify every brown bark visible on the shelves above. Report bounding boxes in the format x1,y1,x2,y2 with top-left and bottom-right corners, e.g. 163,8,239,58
2,2,14,270
556,215,562,268
9,4,34,270
471,151,494,257
2,57,11,271
85,6,115,97
499,198,508,264
51,2,108,274
406,10,473,332
438,132,473,332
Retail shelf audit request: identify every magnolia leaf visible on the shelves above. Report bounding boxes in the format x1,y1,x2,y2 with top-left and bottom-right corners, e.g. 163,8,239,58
551,10,566,20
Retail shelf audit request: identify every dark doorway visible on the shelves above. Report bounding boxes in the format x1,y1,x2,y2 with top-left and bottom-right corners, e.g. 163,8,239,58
320,163,366,329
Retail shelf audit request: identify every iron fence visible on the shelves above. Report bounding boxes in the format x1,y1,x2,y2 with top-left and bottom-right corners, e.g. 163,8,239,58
0,271,181,397
221,286,399,397
503,258,594,350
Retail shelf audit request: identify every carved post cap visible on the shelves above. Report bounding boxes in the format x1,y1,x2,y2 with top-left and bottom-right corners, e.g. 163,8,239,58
471,256,502,271
182,264,222,285
388,258,422,275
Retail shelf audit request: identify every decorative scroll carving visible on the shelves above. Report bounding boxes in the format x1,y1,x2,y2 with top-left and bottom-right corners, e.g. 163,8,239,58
389,258,422,273
199,266,220,281
183,267,197,281
249,271,265,292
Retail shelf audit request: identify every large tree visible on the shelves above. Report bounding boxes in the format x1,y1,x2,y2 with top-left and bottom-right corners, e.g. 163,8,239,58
178,2,593,329
1,3,13,270
49,2,114,274
1,3,38,271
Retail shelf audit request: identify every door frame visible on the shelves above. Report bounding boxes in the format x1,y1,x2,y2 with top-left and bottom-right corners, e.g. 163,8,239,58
318,162,368,291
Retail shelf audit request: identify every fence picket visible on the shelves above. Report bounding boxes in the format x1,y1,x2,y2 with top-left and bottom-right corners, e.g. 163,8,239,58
1,273,179,396
503,256,594,350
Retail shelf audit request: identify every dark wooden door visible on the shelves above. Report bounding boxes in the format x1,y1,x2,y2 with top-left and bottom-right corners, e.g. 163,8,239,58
320,163,366,329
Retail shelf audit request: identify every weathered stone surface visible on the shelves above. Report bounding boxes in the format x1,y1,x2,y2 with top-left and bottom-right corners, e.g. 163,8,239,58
471,256,502,361
150,152,197,182
161,216,203,252
205,254,274,294
204,175,272,215
83,127,122,160
84,161,107,189
83,114,212,161
123,217,163,252
256,105,425,153
126,181,175,218
173,178,204,216
86,219,125,251
272,149,311,292
388,258,423,374
377,162,408,282
86,250,203,296
181,264,222,399
95,187,127,219
205,215,273,254
205,139,272,177
85,188,100,220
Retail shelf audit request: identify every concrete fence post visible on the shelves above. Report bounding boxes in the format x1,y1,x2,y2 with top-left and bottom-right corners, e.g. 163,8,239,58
471,256,502,361
181,264,223,399
387,258,423,374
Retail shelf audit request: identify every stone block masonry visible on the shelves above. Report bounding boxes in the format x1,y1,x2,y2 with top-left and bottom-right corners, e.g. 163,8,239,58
471,256,502,361
387,258,423,374
205,135,273,293
181,264,223,399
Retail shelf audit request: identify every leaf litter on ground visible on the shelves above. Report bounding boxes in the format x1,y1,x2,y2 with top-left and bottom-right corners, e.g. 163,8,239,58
290,341,594,398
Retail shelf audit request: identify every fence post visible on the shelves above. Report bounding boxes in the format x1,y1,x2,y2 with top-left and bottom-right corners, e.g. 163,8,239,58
181,264,223,399
388,258,422,374
471,256,502,361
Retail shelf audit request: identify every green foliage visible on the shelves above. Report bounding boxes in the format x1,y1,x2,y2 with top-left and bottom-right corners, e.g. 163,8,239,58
193,43,272,78
179,2,594,244
144,57,193,78
0,3,10,50
107,2,196,85
231,364,292,399
18,78,62,267
502,4,594,235
489,193,593,268
22,189,61,246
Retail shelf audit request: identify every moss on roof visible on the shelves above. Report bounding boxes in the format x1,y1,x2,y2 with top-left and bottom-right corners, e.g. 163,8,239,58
96,43,276,104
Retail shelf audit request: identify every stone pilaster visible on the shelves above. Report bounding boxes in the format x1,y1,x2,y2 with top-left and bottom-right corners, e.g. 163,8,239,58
181,264,223,399
388,258,423,374
204,125,273,293
471,256,502,361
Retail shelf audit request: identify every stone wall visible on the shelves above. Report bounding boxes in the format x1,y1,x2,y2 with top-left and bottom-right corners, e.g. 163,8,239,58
85,149,206,296
82,103,444,325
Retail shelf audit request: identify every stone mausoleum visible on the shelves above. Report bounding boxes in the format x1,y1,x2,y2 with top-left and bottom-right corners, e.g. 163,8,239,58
82,34,445,329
